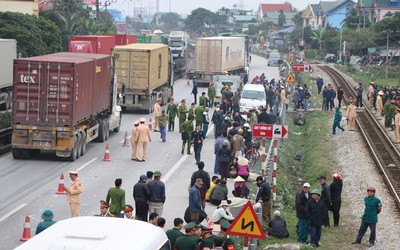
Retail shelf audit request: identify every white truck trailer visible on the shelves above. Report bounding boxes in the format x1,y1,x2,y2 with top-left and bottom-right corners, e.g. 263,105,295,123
168,31,188,58
0,39,17,110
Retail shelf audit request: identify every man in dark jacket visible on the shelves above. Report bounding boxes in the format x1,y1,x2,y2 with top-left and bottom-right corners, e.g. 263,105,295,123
147,170,166,216
133,175,151,221
268,210,289,238
295,182,311,243
326,84,336,111
318,175,331,227
258,108,268,123
190,161,210,209
212,107,223,139
192,124,205,164
316,75,324,94
191,81,198,104
330,173,343,227
189,178,205,223
266,86,275,111
255,176,272,223
305,189,325,248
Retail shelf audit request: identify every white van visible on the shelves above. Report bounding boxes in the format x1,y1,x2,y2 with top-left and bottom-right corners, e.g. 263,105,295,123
15,217,170,250
239,84,266,113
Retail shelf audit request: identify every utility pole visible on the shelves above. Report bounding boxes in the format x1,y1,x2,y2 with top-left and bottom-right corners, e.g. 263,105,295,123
386,31,389,79
96,0,99,20
156,0,160,27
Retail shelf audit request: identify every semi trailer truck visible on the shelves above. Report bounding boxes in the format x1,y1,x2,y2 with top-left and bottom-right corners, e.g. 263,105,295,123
11,52,122,161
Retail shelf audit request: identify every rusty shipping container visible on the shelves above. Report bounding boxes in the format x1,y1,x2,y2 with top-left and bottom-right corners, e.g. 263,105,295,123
69,35,116,55
12,53,111,127
107,34,138,45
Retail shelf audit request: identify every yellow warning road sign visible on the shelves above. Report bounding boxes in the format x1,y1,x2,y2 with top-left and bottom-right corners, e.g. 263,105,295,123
285,73,295,83
225,201,266,239
287,56,293,62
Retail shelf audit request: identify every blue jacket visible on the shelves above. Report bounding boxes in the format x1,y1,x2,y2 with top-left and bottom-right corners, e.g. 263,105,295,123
362,195,382,223
189,185,202,212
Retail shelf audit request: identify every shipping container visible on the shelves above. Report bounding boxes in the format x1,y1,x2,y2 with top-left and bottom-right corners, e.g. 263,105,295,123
107,34,138,45
69,35,116,55
0,39,17,110
112,44,172,112
137,35,152,44
12,53,122,161
195,36,245,87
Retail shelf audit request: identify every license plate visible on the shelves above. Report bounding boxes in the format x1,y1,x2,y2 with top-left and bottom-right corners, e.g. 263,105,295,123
33,141,51,146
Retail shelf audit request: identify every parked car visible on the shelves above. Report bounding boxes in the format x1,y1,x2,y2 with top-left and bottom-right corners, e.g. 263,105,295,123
239,84,266,113
324,54,336,63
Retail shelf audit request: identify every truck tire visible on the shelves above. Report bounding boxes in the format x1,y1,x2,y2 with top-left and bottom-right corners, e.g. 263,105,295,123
121,106,127,112
113,116,121,132
97,119,106,142
67,137,78,161
76,133,82,159
12,148,21,159
105,119,110,140
80,131,87,156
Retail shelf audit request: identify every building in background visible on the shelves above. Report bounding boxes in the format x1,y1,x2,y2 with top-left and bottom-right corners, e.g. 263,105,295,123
0,0,39,16
256,3,293,23
356,0,400,27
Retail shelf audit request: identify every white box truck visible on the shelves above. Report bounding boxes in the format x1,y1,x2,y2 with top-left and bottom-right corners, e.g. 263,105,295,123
168,31,188,58
0,39,16,110
195,36,245,87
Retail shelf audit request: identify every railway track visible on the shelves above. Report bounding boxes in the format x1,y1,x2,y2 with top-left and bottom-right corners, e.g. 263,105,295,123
318,65,400,209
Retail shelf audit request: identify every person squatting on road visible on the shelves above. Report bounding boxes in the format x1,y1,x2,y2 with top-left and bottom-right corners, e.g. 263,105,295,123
352,186,382,247
64,171,83,217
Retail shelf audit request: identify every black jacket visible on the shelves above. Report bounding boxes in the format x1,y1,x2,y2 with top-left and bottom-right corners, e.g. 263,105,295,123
190,169,210,191
133,180,151,203
255,181,271,202
147,178,166,203
192,130,204,146
305,198,326,227
321,183,331,205
295,191,311,218
268,217,289,237
330,179,343,202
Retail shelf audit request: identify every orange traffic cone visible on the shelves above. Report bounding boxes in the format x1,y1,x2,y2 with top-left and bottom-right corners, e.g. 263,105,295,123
148,118,153,131
56,173,66,194
122,131,130,147
103,144,111,162
20,215,31,241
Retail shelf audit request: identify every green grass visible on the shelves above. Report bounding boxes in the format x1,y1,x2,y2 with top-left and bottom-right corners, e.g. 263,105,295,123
250,111,358,249
335,64,400,86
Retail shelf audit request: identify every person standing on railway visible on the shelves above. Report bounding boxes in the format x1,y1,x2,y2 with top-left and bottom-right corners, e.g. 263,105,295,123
337,87,344,108
352,186,382,246
376,91,384,120
167,98,178,132
178,99,188,133
133,174,151,221
332,107,345,134
137,118,151,162
346,100,357,131
395,107,400,143
322,86,328,110
153,98,162,132
304,86,311,112
208,83,216,107
130,120,140,161
64,171,83,217
106,178,125,217
327,84,336,111
355,82,363,108
316,75,324,94
191,80,198,104
330,173,343,227
368,82,375,108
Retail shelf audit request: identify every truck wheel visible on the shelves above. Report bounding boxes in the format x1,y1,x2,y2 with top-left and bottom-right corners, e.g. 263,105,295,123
80,131,87,156
121,106,127,112
12,148,21,159
76,134,82,159
113,116,121,132
97,119,106,142
105,119,110,140
20,149,31,159
67,137,78,161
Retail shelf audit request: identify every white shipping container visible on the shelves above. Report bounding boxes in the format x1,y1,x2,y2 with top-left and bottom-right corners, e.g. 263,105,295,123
195,37,245,74
0,39,17,89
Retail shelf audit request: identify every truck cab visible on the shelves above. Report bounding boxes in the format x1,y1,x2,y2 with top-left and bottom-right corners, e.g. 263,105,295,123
168,31,188,59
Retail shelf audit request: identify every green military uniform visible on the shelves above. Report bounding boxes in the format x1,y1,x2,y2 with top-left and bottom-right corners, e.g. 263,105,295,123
180,119,194,154
157,114,168,127
166,228,183,248
199,95,207,108
200,235,215,249
250,112,258,127
386,101,397,128
195,106,204,127
174,234,198,250
188,106,195,122
220,219,234,250
221,87,228,102
167,103,178,131
361,195,382,224
105,187,125,216
208,85,216,107
178,104,188,133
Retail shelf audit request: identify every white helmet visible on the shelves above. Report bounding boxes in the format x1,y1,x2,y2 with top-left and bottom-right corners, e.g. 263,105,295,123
243,123,250,128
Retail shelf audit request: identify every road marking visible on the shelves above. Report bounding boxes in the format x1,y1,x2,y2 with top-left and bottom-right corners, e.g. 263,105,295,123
120,135,131,143
0,203,27,222
206,124,214,137
75,157,97,172
162,155,189,183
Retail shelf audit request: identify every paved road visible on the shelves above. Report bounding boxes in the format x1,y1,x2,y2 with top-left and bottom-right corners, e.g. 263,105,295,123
0,54,279,249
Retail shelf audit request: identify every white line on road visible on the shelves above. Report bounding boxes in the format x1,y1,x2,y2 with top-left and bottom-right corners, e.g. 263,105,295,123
162,155,189,183
75,157,97,172
120,135,131,143
0,203,27,223
206,124,214,137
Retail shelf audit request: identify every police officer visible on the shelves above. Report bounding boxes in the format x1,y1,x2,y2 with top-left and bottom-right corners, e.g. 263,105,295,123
167,98,178,132
220,219,234,250
208,83,216,107
174,222,199,250
178,99,188,133
199,92,208,108
192,124,205,163
106,178,125,216
64,171,83,217
96,200,114,217
166,218,184,248
199,226,214,249
181,118,194,155
130,120,140,160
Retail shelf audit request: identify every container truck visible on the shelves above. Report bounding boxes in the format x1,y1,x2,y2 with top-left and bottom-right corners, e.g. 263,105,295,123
112,44,173,113
11,52,122,161
69,35,116,55
0,39,16,110
108,34,138,45
168,31,188,58
195,36,246,87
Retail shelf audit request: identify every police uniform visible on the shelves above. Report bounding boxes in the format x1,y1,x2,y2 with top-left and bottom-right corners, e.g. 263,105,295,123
66,171,83,217
180,119,194,154
199,94,207,108
188,106,195,122
174,222,199,250
220,219,234,250
130,120,140,160
167,102,178,131
195,106,204,127
166,227,184,248
96,200,114,217
154,99,161,131
137,118,151,161
178,101,188,133
106,186,125,216
346,101,357,131
199,227,214,249
208,84,216,107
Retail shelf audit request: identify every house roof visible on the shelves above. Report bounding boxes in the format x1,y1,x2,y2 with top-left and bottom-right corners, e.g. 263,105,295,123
359,0,391,8
319,1,338,13
264,12,297,19
311,4,320,15
266,26,295,37
260,3,293,14
233,15,256,22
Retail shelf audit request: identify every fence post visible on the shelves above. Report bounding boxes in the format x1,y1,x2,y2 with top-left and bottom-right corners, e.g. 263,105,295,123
272,138,278,206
